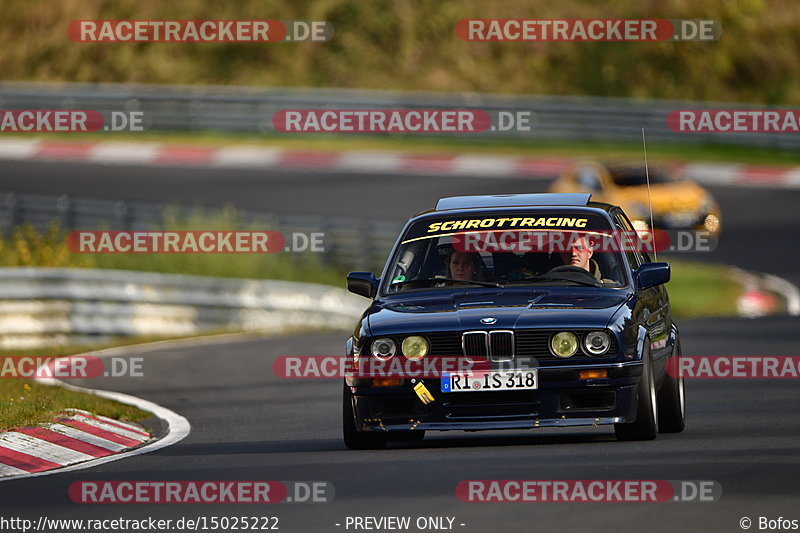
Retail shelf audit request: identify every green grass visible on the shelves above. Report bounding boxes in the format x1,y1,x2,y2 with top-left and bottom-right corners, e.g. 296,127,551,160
15,130,800,165
665,259,742,318
0,379,152,432
0,209,345,287
3,0,800,104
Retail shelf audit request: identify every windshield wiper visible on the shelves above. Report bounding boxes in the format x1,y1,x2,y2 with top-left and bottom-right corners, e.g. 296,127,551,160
500,275,600,287
391,278,501,288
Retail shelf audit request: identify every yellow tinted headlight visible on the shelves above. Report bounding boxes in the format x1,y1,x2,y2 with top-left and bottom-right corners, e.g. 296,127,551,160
402,336,429,360
704,214,720,233
550,332,578,358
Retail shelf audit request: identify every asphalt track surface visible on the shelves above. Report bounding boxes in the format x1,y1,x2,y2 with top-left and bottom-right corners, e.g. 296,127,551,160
1,159,799,532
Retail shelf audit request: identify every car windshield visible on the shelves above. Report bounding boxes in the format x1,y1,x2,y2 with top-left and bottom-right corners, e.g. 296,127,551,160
383,211,629,294
609,166,676,187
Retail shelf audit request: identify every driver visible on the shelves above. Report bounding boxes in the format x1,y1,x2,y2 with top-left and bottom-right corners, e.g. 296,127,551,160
559,233,594,273
557,232,608,282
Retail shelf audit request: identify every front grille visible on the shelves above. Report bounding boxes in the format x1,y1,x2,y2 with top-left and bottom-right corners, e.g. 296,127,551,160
462,331,488,361
427,333,463,356
515,331,553,356
381,329,616,361
489,331,514,362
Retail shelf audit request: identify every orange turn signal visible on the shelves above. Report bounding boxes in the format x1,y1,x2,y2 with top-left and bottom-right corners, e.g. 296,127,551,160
372,378,403,387
579,369,608,380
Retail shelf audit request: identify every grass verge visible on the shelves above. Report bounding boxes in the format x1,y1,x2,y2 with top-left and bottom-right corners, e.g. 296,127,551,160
0,213,344,287
665,259,742,319
0,380,151,433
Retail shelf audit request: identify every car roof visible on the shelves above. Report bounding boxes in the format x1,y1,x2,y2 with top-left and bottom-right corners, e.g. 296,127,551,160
433,193,592,212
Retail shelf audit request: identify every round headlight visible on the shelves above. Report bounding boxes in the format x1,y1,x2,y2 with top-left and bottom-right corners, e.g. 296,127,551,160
583,331,611,356
402,336,429,360
371,338,396,361
550,332,578,358
704,214,720,233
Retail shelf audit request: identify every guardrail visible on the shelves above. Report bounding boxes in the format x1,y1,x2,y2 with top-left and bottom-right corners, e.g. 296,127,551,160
1,81,797,148
0,267,367,349
0,192,403,273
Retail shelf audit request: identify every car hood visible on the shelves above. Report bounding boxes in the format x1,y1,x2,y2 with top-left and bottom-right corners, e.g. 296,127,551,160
367,289,630,335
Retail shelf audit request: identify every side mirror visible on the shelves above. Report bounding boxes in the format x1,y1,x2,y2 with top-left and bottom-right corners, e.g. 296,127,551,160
635,262,670,290
347,272,379,298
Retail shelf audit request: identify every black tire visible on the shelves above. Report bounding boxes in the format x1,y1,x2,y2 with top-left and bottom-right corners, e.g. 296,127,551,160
388,430,426,442
342,384,388,450
615,345,658,441
658,339,686,433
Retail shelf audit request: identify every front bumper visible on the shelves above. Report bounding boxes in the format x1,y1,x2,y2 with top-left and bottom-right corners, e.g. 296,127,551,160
350,362,642,432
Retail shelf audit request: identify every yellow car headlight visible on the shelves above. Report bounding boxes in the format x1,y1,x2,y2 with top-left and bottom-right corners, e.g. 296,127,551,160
402,336,429,360
704,214,720,233
550,332,578,358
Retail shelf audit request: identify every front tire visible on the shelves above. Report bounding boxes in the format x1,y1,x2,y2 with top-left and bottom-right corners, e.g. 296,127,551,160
615,345,658,441
658,339,686,433
342,384,388,450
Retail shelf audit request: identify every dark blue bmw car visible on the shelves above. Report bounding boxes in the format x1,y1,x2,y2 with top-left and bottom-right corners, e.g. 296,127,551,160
343,193,685,449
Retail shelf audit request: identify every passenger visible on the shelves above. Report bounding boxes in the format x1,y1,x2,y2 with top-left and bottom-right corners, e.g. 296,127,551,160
446,250,486,281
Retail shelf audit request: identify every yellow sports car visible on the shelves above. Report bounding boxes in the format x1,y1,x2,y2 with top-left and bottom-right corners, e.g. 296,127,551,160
550,161,721,234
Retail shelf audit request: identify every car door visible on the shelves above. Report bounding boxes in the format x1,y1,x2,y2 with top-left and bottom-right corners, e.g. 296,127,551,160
613,210,671,374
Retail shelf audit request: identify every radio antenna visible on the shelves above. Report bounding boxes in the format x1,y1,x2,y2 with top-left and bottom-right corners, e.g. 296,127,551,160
641,127,657,261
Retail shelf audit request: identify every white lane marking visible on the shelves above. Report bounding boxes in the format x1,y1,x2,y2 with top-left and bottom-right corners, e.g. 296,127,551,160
783,168,800,189
0,432,95,465
451,155,518,177
47,423,127,452
212,147,283,168
763,274,800,316
680,163,743,185
63,415,149,442
337,151,403,173
88,143,160,165
67,410,149,436
0,139,42,159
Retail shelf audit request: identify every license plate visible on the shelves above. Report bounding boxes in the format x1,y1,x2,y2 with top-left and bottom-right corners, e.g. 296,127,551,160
441,370,538,392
